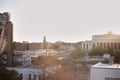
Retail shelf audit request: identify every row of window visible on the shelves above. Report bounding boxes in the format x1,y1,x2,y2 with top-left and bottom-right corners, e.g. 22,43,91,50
94,43,120,50
83,42,120,50
105,77,120,80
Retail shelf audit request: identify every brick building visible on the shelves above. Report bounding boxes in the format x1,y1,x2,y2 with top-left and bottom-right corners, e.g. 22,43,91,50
0,12,13,66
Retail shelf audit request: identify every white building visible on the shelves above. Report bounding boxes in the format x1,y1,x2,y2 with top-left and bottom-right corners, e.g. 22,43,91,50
90,62,120,80
7,67,43,80
82,32,120,51
16,56,32,66
82,40,92,51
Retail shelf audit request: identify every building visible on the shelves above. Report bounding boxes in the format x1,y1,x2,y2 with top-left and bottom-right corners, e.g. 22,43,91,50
14,37,53,51
90,62,120,80
29,42,42,50
42,36,47,49
7,67,43,80
14,42,29,51
0,12,13,66
82,40,92,51
82,32,120,52
42,36,52,49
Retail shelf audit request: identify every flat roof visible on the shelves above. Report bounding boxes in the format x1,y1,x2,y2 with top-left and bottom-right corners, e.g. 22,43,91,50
92,62,120,69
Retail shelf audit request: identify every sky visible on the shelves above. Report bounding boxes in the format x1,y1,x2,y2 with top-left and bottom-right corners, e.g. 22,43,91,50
0,0,120,42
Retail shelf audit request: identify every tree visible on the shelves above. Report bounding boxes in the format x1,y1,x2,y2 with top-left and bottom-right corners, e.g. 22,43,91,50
38,56,60,66
113,51,120,63
89,47,114,56
89,47,106,56
69,45,86,59
52,44,60,50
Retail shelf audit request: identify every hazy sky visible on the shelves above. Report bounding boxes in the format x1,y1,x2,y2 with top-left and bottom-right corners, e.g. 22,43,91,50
0,0,120,42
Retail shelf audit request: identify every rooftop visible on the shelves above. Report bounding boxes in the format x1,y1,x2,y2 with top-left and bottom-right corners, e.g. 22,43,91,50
92,62,120,69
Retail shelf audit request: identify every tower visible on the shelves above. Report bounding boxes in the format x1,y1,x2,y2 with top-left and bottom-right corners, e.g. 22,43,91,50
0,12,13,66
43,36,47,49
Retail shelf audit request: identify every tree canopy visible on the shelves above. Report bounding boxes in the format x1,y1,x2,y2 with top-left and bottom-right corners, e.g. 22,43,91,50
69,45,86,59
89,47,106,56
89,47,114,56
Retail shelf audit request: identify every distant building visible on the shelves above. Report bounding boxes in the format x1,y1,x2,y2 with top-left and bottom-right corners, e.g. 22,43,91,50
42,36,52,49
90,62,120,80
42,36,47,49
15,56,31,66
29,42,42,50
14,42,29,51
7,67,43,80
14,37,53,51
82,40,92,51
82,32,120,52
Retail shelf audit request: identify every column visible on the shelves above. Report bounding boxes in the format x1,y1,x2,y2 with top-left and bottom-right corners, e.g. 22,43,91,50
34,74,36,80
111,42,113,49
85,43,88,50
118,42,120,50
102,42,104,48
97,42,99,47
87,43,88,50
113,42,115,50
114,43,117,50
100,42,101,47
29,74,32,80
98,42,100,47
103,42,105,49
84,43,86,50
105,42,107,49
95,43,97,47
82,42,84,50
83,43,85,50
117,43,118,50
109,42,111,49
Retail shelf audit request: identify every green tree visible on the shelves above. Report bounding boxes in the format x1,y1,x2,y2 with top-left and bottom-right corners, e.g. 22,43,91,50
89,47,106,56
69,45,86,59
113,51,120,63
89,47,114,56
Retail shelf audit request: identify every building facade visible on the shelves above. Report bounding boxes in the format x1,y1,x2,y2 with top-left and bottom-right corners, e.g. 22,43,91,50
82,32,120,52
90,63,120,80
0,12,13,66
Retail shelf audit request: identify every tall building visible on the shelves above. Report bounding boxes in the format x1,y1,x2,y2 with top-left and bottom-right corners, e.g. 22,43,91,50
82,32,120,52
0,12,13,66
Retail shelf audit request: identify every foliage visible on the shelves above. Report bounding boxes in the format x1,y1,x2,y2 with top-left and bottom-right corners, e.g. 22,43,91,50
89,47,107,56
114,52,120,63
89,47,114,56
69,45,86,59
38,56,60,66
52,44,60,50
0,66,21,80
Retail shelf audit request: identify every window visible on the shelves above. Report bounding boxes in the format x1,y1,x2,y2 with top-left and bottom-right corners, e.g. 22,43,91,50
105,77,120,80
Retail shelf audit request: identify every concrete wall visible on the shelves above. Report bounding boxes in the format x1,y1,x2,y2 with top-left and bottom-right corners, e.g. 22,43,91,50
7,67,43,80
90,68,120,80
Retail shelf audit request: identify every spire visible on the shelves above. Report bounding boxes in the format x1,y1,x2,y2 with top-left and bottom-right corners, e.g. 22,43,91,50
43,36,47,49
43,36,46,43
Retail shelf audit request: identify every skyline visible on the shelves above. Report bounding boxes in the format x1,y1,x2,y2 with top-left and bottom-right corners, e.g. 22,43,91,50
0,0,120,42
